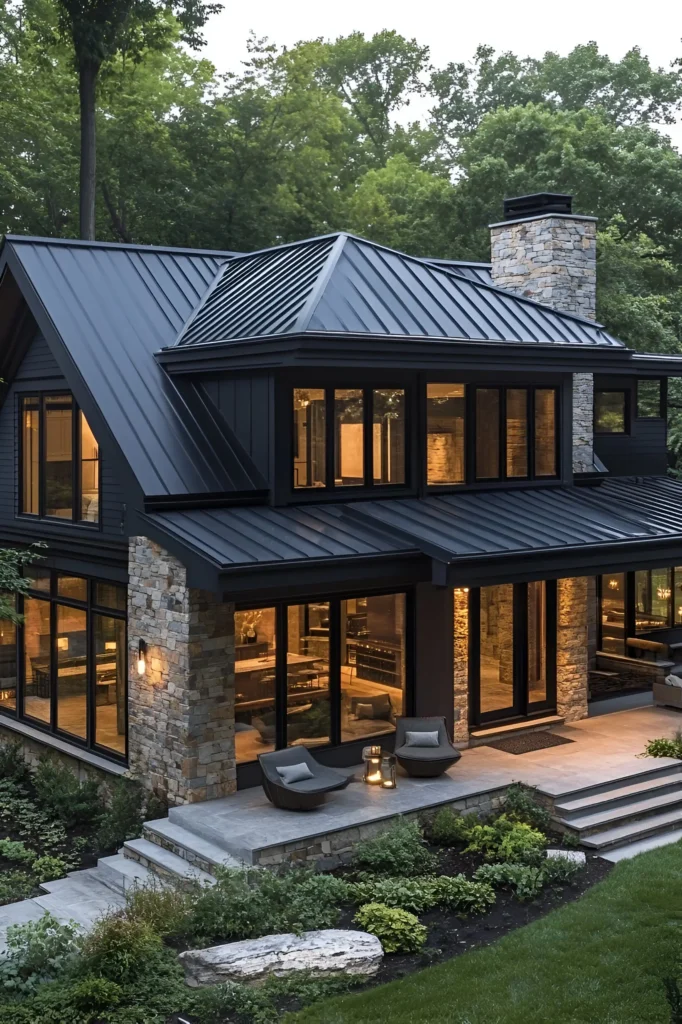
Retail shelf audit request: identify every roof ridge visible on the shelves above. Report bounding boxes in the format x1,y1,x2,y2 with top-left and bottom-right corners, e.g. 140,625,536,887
2,234,242,259
294,234,349,335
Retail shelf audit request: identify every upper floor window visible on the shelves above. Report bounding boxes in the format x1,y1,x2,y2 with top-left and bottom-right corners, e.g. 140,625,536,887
20,394,100,524
427,384,558,486
293,387,406,491
594,390,627,434
637,379,662,418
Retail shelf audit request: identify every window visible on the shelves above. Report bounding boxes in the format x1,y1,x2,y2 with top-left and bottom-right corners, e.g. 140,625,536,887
534,389,557,477
20,394,100,524
635,568,672,632
476,389,500,480
637,379,662,418
506,389,528,478
595,390,627,434
1,571,127,759
470,386,558,483
235,591,409,764
426,384,465,485
479,583,514,714
292,387,408,492
600,574,626,654
599,567,682,652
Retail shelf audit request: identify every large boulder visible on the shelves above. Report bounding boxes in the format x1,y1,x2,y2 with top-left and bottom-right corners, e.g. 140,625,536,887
179,929,383,987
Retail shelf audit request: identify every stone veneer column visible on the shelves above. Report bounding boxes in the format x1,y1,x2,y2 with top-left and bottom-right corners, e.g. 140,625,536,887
453,589,469,743
127,537,236,805
556,576,589,722
490,212,597,472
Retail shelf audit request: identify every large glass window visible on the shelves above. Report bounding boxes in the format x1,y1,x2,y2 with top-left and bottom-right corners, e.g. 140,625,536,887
373,389,405,485
293,389,326,489
235,591,409,764
287,603,330,748
595,390,627,434
506,389,528,479
600,574,626,654
476,389,500,480
527,581,547,703
637,379,662,419
234,608,277,763
1,571,126,758
20,394,100,524
636,568,672,632
426,384,465,486
534,389,557,477
334,390,364,487
479,584,514,713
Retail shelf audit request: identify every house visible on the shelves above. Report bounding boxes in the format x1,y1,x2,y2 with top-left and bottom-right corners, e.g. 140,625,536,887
1,191,682,805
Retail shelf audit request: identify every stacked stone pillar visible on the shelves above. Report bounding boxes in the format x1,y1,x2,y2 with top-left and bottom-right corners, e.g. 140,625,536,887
127,537,236,805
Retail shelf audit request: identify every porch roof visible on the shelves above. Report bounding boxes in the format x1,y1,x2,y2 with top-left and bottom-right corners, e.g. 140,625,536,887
140,476,682,591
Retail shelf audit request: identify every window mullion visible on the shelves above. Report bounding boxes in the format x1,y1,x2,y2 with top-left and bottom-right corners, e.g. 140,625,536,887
364,389,373,488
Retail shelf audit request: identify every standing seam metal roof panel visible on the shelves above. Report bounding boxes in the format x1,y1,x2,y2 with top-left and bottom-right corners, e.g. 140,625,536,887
6,238,265,499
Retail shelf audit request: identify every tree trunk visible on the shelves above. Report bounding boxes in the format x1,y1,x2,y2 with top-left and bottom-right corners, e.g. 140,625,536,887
79,59,100,241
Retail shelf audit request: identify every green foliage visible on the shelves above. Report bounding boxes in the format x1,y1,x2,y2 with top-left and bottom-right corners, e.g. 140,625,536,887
0,546,47,623
63,974,123,1013
348,873,494,916
0,871,38,905
79,914,162,984
182,866,348,947
32,757,103,829
426,808,480,846
31,856,69,883
561,830,583,849
0,839,35,865
0,913,81,996
354,818,438,877
465,814,547,863
354,902,427,954
644,735,682,760
475,853,582,901
503,783,553,832
0,743,32,789
431,874,496,914
124,880,191,937
95,778,143,853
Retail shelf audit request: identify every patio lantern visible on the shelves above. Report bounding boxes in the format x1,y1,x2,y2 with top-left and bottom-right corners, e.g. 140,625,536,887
380,753,397,789
363,745,383,785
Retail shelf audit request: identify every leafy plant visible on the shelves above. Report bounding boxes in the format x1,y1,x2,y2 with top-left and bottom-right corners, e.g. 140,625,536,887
0,742,32,789
0,871,39,906
644,735,682,760
125,880,192,936
0,839,36,865
66,974,123,1013
465,814,546,863
0,913,81,995
431,874,496,914
32,757,103,829
354,819,438,877
426,808,480,846
79,914,162,984
475,853,582,901
348,873,495,916
561,830,583,849
354,902,427,953
503,783,553,831
31,856,69,884
95,778,143,853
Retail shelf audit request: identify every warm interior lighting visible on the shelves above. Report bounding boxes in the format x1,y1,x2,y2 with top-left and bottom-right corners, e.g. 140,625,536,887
608,578,619,590
137,639,147,676
658,587,672,600
454,587,470,594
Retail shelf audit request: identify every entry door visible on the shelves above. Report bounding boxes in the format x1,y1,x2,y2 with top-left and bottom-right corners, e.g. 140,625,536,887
470,581,557,727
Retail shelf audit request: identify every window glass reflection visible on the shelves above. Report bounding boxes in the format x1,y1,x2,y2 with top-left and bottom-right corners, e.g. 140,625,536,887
534,389,557,476
56,604,87,739
334,390,364,486
506,389,528,478
476,389,500,480
636,568,671,632
595,391,626,434
341,594,405,742
21,397,39,515
479,584,514,713
95,582,126,611
527,582,547,703
0,618,17,711
23,597,51,724
600,574,626,654
45,396,73,518
287,603,330,747
637,380,662,418
293,389,326,489
426,384,465,485
94,615,126,754
372,390,405,485
58,575,87,602
80,412,100,522
235,608,277,763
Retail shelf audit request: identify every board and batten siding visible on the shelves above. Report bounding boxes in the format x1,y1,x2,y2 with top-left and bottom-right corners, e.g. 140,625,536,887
0,333,127,542
200,374,272,481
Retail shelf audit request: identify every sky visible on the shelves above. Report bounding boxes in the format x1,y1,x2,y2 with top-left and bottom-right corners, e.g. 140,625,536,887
201,0,682,145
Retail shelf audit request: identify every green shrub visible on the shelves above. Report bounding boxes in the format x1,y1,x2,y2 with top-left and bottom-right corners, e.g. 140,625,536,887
644,735,682,760
0,870,38,905
125,881,192,937
95,778,143,853
348,873,495,916
354,819,438,877
32,757,103,829
0,839,35,865
80,914,162,984
475,853,582,900
426,808,480,846
31,856,69,883
540,854,583,886
430,874,496,914
183,867,348,946
0,741,32,788
0,913,81,995
465,814,546,863
503,783,553,831
66,975,123,1013
561,830,582,849
354,902,427,954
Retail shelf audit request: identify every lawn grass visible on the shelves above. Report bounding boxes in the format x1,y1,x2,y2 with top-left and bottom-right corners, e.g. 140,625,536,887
288,841,682,1024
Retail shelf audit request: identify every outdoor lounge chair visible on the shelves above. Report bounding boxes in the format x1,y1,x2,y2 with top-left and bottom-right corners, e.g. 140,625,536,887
394,716,461,778
258,746,352,810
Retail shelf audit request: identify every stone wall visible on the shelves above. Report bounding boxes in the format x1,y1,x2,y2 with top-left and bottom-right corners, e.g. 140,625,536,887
127,537,236,805
453,588,469,743
490,214,597,473
556,576,590,722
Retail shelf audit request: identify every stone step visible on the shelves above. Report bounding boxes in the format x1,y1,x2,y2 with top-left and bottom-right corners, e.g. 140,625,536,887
580,807,682,851
468,715,565,746
549,761,682,803
599,829,682,863
143,818,244,875
94,853,155,895
558,788,682,835
33,868,125,928
123,837,216,886
555,770,682,816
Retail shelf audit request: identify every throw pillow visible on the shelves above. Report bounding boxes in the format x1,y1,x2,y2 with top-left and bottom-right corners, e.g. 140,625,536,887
665,675,682,689
405,730,440,747
355,702,374,719
276,762,314,784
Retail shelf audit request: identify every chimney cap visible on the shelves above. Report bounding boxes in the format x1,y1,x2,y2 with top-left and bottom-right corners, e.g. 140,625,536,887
503,193,573,220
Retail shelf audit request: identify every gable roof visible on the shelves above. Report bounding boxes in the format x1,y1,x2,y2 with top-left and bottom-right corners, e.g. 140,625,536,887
175,233,623,350
1,236,265,504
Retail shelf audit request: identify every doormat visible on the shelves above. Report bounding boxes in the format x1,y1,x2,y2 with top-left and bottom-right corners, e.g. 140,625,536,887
485,731,574,755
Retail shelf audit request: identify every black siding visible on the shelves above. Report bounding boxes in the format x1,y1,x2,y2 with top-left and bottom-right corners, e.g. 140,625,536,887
200,375,272,482
594,375,667,476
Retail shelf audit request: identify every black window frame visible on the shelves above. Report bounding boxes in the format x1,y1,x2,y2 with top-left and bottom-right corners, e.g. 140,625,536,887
234,588,414,765
425,383,560,489
636,378,665,420
18,392,102,527
0,570,127,763
468,580,557,727
594,388,629,436
291,385,411,495
597,566,682,654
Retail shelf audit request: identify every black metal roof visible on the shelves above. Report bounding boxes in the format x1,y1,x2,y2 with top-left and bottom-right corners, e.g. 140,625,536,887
421,258,493,286
2,236,264,502
175,233,623,350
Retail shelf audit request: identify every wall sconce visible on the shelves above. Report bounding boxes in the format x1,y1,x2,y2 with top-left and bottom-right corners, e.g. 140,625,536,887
137,639,147,676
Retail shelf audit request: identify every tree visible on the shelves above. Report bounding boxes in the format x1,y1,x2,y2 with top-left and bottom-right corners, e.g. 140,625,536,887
0,545,46,622
53,0,221,239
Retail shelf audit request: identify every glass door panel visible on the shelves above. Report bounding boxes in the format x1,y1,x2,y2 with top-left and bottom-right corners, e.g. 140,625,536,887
479,584,515,716
527,582,547,705
234,608,277,762
56,604,87,739
286,603,330,748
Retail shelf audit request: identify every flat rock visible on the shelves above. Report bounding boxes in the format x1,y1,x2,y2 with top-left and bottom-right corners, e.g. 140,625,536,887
179,929,383,987
546,848,586,865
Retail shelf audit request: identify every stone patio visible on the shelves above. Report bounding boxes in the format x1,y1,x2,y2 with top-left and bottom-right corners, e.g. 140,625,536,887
164,700,682,866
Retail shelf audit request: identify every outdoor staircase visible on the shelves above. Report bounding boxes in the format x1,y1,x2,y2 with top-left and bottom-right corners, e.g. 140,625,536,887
552,762,682,862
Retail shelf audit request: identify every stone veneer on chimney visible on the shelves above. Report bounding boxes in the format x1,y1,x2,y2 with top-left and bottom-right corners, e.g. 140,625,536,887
489,201,597,473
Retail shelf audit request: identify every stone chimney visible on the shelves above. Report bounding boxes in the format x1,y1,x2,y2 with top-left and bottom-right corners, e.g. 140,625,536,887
489,193,597,472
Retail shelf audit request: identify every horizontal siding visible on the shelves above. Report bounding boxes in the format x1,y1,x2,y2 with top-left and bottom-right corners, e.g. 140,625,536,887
202,375,271,482
595,418,668,476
